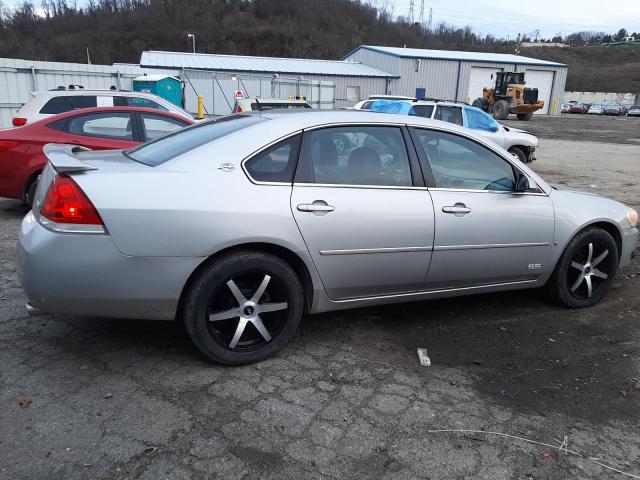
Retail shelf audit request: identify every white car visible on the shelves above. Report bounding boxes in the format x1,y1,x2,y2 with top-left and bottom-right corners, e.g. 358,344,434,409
12,87,194,127
351,95,416,110
588,104,605,115
359,99,539,163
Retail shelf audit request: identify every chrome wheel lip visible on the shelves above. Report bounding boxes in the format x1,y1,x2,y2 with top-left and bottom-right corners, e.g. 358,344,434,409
206,271,289,353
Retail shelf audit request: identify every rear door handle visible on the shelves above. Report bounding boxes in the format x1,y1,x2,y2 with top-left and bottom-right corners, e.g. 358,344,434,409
297,203,335,212
442,203,471,215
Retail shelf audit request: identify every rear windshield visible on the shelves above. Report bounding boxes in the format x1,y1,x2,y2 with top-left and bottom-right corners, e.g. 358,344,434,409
125,115,266,166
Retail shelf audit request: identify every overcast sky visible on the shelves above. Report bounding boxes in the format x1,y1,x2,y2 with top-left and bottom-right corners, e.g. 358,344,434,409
391,0,640,38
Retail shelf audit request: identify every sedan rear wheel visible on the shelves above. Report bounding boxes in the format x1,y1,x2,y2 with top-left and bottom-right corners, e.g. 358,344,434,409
183,251,304,365
548,227,618,308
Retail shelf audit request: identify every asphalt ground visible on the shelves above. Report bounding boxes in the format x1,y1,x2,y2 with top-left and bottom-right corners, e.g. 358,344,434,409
504,112,640,145
1,115,639,479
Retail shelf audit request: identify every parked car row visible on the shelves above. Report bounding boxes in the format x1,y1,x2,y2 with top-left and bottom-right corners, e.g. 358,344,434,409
353,97,539,163
562,101,635,116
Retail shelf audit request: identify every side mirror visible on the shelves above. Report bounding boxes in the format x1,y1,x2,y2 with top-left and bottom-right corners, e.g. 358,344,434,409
515,174,530,192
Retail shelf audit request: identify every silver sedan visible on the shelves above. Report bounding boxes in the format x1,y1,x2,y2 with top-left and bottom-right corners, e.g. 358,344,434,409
17,110,638,364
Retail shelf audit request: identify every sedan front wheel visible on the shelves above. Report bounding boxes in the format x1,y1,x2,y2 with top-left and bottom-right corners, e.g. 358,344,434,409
548,227,618,308
183,251,304,365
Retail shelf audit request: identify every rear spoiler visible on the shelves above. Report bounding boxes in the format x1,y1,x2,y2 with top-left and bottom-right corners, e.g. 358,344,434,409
43,144,98,173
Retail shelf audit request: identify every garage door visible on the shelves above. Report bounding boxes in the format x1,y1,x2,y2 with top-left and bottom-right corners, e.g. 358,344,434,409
524,70,554,115
467,67,502,103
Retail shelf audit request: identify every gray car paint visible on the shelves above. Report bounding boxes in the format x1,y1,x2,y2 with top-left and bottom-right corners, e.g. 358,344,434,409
17,110,638,321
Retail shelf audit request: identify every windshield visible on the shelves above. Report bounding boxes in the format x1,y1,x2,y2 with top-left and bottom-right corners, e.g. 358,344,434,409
125,114,267,166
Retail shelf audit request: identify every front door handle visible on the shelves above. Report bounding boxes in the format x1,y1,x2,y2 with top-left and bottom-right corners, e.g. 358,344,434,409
442,203,471,215
297,203,335,212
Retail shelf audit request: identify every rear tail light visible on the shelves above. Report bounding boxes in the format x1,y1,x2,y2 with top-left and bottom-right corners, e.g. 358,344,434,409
12,117,27,127
0,140,19,151
39,174,105,234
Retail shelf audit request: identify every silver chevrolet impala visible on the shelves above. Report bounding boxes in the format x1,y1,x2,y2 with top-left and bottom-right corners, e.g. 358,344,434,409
17,110,638,364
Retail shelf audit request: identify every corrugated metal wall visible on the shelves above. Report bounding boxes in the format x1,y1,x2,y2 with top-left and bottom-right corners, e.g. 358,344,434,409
344,49,399,79
0,58,178,128
180,69,336,116
309,75,388,108
345,50,568,116
392,58,459,100
177,69,387,112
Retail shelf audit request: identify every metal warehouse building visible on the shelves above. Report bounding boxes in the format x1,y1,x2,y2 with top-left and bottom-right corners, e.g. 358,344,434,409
139,51,398,116
343,45,568,115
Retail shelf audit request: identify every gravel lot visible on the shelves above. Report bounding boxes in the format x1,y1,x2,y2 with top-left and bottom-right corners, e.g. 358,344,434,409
1,115,639,479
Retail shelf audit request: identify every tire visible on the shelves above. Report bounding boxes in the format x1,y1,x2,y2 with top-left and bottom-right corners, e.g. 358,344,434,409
508,146,527,163
472,97,489,111
492,100,510,120
547,227,618,308
516,112,534,121
24,176,39,206
183,250,304,365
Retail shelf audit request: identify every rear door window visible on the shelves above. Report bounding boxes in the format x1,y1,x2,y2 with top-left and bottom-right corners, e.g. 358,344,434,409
434,106,463,126
67,112,133,140
299,126,413,187
140,113,188,141
39,95,97,114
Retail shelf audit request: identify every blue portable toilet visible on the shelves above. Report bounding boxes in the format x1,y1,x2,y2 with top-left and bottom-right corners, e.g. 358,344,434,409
133,74,183,108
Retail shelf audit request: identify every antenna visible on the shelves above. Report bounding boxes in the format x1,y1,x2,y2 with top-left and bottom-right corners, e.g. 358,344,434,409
426,7,433,31
409,0,415,23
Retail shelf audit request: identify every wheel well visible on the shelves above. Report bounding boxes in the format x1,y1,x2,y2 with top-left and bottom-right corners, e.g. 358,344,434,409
590,221,623,261
22,170,42,200
175,243,314,322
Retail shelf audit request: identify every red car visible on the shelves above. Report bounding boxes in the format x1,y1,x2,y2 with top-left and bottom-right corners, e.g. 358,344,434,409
0,107,194,203
568,103,587,114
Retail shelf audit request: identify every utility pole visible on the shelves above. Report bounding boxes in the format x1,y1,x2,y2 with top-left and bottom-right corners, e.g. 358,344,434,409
515,32,521,55
187,33,196,54
426,7,433,32
419,0,425,26
409,0,415,23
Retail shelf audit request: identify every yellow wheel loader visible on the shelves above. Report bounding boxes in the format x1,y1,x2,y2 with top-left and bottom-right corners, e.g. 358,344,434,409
472,72,544,121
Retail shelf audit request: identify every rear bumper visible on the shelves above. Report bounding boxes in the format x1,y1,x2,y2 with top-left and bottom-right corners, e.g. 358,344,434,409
620,227,638,268
17,211,204,320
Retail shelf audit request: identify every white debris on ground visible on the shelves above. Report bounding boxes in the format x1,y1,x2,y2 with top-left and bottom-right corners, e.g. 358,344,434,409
417,348,431,367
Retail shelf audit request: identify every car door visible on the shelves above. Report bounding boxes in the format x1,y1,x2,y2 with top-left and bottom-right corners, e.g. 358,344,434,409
137,112,190,141
60,111,139,150
291,124,435,300
410,127,554,290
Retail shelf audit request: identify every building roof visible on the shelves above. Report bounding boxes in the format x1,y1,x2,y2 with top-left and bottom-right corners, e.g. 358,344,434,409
140,51,398,78
343,45,568,67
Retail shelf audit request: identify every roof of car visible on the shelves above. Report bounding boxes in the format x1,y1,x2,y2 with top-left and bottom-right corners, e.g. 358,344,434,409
246,108,468,133
30,106,195,125
32,89,157,97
